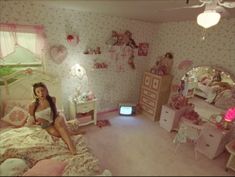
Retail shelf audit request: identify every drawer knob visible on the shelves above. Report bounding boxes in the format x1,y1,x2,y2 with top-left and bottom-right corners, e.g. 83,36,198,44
206,144,210,147
164,119,167,122
165,111,168,113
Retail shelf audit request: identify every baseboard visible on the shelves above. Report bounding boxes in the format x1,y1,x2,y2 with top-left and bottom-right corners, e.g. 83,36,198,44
97,108,118,116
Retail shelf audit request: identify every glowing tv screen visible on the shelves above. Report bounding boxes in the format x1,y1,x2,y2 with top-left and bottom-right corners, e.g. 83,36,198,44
119,103,136,116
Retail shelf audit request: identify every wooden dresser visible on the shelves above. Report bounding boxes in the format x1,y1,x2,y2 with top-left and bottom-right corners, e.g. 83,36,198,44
139,72,173,121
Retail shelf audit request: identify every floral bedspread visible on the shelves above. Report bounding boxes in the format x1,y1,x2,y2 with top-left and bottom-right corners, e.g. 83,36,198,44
0,126,109,176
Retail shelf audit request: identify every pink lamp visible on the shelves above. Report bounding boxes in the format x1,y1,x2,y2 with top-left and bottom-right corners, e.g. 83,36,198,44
224,107,235,129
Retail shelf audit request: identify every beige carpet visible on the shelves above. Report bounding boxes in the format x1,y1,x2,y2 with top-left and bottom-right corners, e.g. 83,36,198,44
81,111,234,176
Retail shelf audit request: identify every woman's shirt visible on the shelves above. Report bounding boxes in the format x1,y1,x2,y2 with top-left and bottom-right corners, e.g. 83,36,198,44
35,107,53,123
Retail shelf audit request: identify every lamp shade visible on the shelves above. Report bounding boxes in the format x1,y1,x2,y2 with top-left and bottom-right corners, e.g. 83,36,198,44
197,10,221,29
224,107,235,122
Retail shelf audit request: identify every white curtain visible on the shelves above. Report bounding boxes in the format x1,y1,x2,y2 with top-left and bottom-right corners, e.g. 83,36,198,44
0,23,45,60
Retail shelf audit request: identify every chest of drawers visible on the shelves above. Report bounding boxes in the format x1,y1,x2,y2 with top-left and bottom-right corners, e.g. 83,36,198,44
139,72,173,121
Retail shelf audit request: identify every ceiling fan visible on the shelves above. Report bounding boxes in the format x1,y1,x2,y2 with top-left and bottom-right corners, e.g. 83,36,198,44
185,0,235,9
166,0,235,28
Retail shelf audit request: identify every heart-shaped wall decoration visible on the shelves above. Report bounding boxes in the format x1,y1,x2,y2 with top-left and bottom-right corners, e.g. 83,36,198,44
49,45,68,64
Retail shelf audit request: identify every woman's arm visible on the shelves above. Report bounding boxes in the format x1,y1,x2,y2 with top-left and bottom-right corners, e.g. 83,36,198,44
25,103,36,126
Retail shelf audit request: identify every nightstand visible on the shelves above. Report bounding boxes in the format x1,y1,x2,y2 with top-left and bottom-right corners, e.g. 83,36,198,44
195,122,233,159
69,99,97,126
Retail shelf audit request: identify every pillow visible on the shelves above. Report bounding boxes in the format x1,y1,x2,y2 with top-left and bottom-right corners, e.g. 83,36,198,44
0,158,29,176
23,159,67,176
3,99,32,116
2,106,29,127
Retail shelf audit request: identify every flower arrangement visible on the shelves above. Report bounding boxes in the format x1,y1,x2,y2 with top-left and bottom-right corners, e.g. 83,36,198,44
169,94,190,110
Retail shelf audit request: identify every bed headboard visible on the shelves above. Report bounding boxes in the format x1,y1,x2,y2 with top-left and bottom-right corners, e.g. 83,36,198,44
0,68,63,112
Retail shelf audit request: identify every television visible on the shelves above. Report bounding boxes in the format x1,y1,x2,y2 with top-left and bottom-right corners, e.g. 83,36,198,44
119,103,136,116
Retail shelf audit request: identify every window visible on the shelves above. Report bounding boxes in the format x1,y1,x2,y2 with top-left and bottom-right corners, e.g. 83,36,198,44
0,23,46,84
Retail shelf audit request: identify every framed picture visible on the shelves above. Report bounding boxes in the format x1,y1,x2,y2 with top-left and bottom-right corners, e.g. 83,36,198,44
138,43,149,56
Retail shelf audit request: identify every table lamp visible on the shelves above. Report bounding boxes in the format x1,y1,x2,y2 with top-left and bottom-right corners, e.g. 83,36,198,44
224,107,235,130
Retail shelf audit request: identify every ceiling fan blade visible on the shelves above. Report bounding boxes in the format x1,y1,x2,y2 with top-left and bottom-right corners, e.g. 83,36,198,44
159,2,206,11
215,6,230,16
218,1,235,8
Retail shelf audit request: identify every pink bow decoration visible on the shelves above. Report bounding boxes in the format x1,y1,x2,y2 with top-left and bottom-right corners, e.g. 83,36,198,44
178,60,193,70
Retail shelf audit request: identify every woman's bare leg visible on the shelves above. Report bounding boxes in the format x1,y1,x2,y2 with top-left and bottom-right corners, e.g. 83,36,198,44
46,126,61,137
53,116,77,155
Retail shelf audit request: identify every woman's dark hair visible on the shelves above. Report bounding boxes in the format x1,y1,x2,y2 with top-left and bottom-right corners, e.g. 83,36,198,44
32,82,57,123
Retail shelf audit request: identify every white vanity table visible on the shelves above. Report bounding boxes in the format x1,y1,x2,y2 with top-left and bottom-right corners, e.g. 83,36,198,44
69,99,97,126
195,122,233,159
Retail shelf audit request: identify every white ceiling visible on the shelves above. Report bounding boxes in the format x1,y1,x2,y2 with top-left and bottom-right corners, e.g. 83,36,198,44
35,0,235,23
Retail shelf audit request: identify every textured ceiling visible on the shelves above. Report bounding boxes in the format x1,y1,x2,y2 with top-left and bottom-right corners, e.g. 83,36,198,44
35,0,235,23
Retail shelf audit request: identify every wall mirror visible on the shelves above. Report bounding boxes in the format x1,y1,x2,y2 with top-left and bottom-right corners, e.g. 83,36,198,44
180,66,235,119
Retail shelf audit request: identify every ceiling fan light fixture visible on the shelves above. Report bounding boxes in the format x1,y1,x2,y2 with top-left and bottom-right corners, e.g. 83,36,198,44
197,10,221,28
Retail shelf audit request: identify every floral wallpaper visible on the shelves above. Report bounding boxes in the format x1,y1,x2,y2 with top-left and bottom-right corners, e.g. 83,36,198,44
1,0,234,118
149,19,235,91
0,0,157,117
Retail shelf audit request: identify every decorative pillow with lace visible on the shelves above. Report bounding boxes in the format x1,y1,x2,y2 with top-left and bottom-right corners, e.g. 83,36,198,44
2,106,29,127
2,99,32,116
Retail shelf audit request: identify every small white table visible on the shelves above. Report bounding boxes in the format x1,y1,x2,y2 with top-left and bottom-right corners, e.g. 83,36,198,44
69,99,97,126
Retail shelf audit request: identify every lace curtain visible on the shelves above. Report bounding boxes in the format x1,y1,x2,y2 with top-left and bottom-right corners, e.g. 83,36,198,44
0,23,45,60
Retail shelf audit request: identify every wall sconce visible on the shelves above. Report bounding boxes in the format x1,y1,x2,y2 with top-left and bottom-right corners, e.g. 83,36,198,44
197,10,221,28
70,64,87,95
70,63,86,79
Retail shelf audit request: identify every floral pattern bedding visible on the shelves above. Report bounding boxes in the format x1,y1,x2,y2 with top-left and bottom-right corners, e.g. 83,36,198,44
0,126,109,176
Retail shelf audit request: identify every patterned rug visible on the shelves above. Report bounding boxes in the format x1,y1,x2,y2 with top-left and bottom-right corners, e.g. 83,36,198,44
96,119,111,128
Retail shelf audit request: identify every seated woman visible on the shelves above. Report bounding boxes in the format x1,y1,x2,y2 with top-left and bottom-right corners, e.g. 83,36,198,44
27,82,83,155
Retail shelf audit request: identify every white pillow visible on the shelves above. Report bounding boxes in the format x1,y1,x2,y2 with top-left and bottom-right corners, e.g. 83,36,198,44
2,106,29,127
0,158,29,176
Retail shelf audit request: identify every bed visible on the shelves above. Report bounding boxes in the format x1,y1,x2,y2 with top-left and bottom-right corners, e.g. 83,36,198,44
195,81,231,102
0,68,111,176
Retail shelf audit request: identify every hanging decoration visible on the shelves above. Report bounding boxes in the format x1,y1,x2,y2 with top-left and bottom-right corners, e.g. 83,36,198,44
105,30,139,71
49,45,68,64
66,34,79,46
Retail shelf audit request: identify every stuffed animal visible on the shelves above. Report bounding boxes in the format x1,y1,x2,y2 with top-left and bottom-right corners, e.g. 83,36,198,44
150,52,174,76
169,94,189,110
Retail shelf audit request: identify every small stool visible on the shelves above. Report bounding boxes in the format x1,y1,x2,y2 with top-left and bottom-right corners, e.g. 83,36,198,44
225,139,235,172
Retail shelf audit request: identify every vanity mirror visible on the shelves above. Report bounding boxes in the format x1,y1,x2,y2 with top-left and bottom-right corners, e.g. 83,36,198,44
181,66,235,111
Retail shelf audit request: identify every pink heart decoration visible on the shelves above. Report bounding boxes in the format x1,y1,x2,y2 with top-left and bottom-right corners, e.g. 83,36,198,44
50,45,68,64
